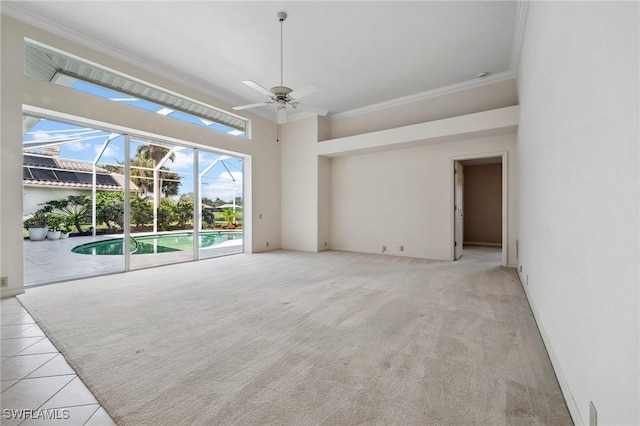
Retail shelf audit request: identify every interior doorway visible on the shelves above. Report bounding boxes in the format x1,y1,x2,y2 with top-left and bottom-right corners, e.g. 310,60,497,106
454,161,464,260
452,154,506,266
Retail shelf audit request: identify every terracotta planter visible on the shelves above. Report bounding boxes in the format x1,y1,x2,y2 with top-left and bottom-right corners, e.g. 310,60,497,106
28,227,47,241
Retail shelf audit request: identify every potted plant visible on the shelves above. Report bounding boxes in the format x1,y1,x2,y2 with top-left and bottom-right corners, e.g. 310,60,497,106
60,216,74,239
46,214,63,240
24,211,47,241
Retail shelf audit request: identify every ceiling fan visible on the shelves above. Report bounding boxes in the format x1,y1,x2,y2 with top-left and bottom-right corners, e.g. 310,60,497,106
233,12,328,124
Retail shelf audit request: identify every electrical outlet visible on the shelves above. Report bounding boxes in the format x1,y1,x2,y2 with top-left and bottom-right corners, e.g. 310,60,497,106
526,275,529,286
324,241,327,247
399,246,404,252
382,245,386,253
259,213,263,219
520,265,523,272
0,277,7,287
266,241,269,248
590,401,597,426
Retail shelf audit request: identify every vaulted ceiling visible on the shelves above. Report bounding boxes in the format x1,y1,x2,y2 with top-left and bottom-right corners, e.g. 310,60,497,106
4,1,525,121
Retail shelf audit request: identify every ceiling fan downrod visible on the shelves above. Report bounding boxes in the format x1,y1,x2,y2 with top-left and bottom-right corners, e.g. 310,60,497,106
277,12,287,87
232,10,327,130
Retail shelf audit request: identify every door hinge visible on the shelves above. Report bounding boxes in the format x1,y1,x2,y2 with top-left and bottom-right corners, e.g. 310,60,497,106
454,241,457,246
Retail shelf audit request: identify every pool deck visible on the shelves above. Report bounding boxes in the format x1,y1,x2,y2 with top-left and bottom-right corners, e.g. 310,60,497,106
23,233,243,286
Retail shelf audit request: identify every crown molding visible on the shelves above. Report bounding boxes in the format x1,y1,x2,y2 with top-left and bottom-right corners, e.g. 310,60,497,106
330,1,527,122
330,70,515,121
1,2,250,112
2,1,527,125
510,0,530,75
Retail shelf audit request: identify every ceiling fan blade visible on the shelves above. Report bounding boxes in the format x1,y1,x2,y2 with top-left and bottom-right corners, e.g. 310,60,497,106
242,80,274,98
232,102,271,111
276,107,287,124
289,83,319,100
296,103,328,116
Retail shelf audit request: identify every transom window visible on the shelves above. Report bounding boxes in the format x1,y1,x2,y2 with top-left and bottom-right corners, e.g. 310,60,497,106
24,39,249,138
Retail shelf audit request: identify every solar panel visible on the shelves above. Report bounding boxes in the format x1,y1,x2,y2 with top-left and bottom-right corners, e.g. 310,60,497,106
54,170,80,183
30,168,58,182
75,173,94,184
23,167,33,180
26,167,120,187
96,174,118,186
23,155,57,167
59,171,94,184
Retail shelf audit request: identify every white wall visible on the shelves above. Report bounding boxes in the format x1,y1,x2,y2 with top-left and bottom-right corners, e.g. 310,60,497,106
1,16,282,297
23,187,89,216
330,133,517,263
329,78,518,140
317,118,332,251
517,2,639,425
280,116,320,252
1,16,29,297
279,116,332,253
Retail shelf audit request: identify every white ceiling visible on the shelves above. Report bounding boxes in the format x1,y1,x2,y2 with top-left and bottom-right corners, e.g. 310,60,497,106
5,1,523,121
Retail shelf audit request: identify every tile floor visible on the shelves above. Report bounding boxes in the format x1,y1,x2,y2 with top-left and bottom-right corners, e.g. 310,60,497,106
1,297,115,425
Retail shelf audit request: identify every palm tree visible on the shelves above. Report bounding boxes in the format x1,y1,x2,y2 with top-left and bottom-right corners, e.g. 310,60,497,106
220,207,240,228
135,144,177,199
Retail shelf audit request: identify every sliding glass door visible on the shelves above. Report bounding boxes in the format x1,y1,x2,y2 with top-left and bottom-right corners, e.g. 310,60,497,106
22,115,244,286
198,152,244,260
128,139,197,270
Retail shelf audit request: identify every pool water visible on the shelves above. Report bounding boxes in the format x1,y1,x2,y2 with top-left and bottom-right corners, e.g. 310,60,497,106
72,231,242,255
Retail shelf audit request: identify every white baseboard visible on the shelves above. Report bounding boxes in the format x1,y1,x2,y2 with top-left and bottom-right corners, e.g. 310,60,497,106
1,288,26,299
516,270,584,426
463,241,502,247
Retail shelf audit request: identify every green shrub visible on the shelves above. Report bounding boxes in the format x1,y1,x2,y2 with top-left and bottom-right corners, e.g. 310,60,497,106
157,198,176,231
96,192,124,231
130,196,153,228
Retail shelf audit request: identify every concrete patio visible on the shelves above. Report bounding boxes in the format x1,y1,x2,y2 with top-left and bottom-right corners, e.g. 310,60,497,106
23,233,243,286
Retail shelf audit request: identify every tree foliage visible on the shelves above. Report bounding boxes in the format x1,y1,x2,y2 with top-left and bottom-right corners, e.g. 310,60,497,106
130,196,153,228
174,200,193,227
96,192,125,231
39,195,91,233
26,192,243,236
220,207,241,228
157,198,176,231
131,144,180,198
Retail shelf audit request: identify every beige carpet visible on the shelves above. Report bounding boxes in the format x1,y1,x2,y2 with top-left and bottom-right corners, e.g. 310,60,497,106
18,248,573,425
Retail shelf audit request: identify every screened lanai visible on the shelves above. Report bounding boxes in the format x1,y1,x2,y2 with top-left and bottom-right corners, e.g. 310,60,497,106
22,116,244,286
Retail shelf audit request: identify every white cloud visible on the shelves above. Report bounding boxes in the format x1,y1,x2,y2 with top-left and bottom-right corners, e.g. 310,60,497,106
31,131,54,140
96,144,120,161
66,141,91,151
29,131,79,143
202,170,243,202
169,150,194,171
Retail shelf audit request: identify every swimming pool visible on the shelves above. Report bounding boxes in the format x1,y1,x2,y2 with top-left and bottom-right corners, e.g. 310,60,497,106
71,231,242,255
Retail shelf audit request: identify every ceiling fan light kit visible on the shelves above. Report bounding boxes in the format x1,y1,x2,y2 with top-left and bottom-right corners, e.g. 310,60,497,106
233,11,328,130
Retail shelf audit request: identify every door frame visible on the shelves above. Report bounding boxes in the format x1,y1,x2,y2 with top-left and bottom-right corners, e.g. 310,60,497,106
21,105,250,286
450,151,508,267
454,161,464,260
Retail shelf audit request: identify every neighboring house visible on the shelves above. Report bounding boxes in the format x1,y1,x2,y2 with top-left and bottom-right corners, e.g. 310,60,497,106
23,147,138,214
216,204,242,211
